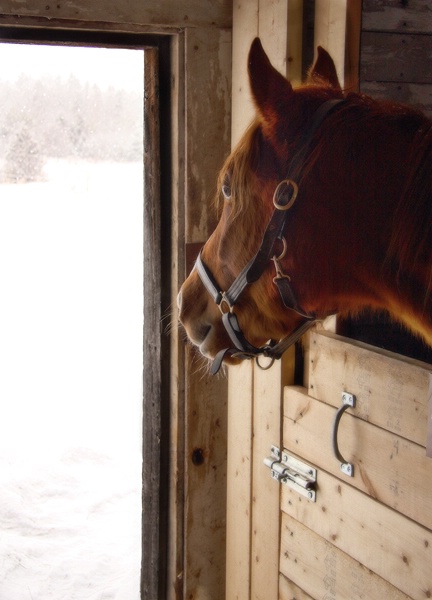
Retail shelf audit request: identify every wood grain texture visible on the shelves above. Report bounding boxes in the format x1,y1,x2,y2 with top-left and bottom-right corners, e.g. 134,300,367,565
362,0,432,34
142,46,162,600
360,80,432,117
0,0,232,29
279,573,314,600
361,31,432,84
281,464,432,600
182,26,231,600
226,361,254,600
284,386,432,530
280,514,412,600
308,331,430,447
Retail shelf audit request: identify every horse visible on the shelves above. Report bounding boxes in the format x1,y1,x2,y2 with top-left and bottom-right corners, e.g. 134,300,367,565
177,38,432,374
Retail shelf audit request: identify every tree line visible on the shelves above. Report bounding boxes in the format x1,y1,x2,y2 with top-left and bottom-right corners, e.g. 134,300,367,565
0,74,143,183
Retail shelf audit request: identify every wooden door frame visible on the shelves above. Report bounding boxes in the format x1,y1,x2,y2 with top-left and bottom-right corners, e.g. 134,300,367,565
0,4,232,599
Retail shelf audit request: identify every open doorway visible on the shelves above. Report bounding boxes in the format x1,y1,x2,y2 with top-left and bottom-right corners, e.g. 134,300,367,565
0,42,144,599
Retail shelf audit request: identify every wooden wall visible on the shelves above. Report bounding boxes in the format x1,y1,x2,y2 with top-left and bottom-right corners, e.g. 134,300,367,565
360,0,432,117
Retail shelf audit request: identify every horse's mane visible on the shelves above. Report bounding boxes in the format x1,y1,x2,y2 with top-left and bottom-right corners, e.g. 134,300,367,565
389,119,432,279
299,91,432,295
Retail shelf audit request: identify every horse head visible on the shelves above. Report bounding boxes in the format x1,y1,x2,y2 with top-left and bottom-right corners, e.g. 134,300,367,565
178,38,347,371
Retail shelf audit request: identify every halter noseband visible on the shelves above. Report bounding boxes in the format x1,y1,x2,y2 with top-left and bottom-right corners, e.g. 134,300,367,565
196,98,345,374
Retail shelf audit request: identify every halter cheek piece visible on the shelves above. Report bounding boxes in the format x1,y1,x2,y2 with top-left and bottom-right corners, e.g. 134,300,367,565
196,98,345,374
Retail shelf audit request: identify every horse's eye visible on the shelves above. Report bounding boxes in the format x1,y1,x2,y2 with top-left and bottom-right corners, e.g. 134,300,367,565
221,174,231,200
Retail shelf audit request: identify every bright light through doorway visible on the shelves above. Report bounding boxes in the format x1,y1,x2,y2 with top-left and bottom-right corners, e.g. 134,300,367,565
0,43,143,599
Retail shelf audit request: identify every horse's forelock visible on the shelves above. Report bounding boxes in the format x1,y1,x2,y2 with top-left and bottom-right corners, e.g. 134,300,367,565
215,120,265,220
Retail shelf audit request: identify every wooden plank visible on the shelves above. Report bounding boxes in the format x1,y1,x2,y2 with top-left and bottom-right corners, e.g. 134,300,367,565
361,32,432,84
142,46,162,600
231,0,258,145
314,0,347,86
287,0,304,87
251,354,293,600
184,347,228,600
280,515,412,600
227,4,258,599
184,27,232,242
229,5,304,598
226,361,254,600
344,0,361,91
258,0,289,76
0,0,232,29
360,80,432,118
279,573,313,600
308,331,431,447
280,466,432,600
284,386,432,530
182,26,231,600
362,0,432,34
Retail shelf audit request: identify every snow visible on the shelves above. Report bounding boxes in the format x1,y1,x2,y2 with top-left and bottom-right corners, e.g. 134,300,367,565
0,160,143,600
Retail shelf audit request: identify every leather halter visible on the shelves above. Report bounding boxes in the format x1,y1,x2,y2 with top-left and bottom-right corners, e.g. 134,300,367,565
196,98,345,374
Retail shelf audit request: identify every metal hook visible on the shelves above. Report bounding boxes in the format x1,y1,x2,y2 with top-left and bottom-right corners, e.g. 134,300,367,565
272,238,290,282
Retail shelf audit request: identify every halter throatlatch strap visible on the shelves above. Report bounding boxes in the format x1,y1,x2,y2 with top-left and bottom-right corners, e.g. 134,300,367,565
195,98,345,374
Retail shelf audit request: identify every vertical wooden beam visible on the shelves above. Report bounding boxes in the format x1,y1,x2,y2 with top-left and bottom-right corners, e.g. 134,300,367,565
314,0,347,85
231,0,259,144
142,46,162,600
345,0,362,91
226,3,259,597
168,32,186,600
226,361,254,600
182,26,232,600
287,0,304,86
250,350,295,600
227,4,303,599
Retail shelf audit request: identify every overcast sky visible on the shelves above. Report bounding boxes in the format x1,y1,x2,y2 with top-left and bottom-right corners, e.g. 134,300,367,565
0,42,143,90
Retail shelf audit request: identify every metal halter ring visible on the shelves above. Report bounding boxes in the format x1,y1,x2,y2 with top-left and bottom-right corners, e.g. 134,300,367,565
218,292,234,314
256,354,276,370
273,179,299,211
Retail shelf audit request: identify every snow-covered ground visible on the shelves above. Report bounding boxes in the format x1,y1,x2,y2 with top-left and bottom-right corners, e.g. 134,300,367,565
0,159,143,599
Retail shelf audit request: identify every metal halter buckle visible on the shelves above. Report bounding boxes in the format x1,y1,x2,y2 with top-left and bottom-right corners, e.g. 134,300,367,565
273,179,299,211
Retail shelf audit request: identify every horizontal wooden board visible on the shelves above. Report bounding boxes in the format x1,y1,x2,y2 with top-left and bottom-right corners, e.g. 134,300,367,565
284,386,432,530
0,0,232,29
360,81,432,118
279,514,412,600
361,32,432,84
308,331,430,447
280,466,432,600
279,573,313,600
362,0,432,34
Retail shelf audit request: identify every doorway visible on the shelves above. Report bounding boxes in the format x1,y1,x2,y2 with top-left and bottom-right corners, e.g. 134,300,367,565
0,42,144,599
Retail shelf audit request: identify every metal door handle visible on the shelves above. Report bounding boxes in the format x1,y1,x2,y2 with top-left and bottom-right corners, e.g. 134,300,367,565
332,392,356,477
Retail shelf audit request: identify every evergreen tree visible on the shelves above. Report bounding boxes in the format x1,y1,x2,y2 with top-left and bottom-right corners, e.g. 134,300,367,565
4,125,45,183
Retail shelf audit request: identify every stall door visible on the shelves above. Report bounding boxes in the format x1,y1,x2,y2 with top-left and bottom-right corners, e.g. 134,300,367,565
280,331,432,599
227,330,432,599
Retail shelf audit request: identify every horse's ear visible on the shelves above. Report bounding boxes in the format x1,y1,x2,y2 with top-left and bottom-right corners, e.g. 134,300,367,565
248,38,294,121
308,46,341,90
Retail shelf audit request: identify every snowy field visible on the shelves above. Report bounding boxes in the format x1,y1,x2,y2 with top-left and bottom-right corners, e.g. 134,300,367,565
0,159,143,600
